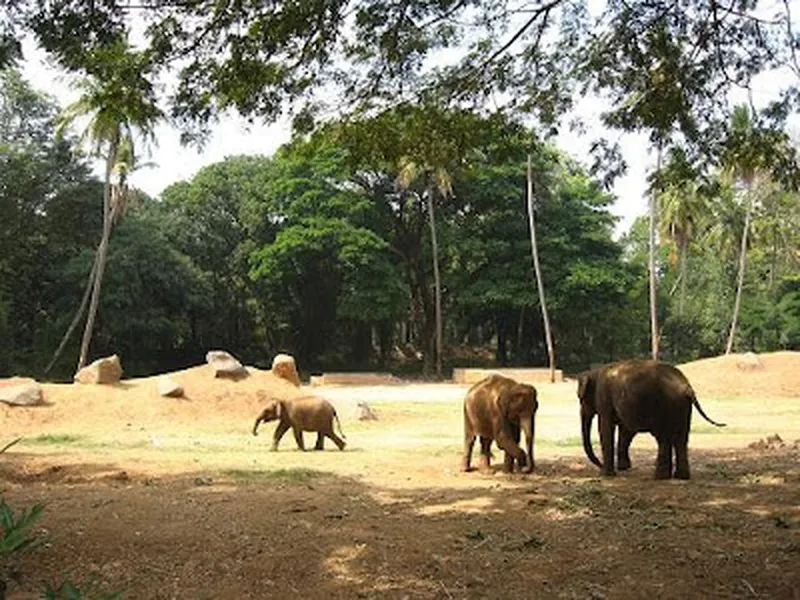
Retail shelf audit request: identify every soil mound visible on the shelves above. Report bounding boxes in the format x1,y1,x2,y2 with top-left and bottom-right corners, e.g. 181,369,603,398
0,364,304,438
678,351,800,399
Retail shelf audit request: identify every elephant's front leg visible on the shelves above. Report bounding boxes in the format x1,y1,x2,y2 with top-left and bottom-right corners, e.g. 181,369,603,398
598,416,617,476
617,426,635,471
272,420,291,451
292,426,306,451
654,434,673,480
314,432,325,450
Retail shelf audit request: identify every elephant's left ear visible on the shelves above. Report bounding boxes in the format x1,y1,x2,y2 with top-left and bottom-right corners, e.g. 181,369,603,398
577,375,588,399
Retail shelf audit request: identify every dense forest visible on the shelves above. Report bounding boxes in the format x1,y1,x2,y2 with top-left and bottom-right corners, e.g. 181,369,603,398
1,1,799,380
1,68,797,381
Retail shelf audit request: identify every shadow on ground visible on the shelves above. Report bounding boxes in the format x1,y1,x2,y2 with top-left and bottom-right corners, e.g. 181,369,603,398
1,448,799,600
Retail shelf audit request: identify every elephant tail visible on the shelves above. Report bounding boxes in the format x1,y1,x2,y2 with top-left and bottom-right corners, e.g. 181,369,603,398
691,393,726,427
333,410,347,439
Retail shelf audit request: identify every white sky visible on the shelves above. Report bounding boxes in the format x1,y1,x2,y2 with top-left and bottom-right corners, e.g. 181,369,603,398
19,17,797,238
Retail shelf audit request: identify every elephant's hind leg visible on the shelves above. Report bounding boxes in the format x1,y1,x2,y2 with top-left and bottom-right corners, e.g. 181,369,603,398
478,437,493,472
314,432,325,450
673,414,691,479
327,431,346,450
654,433,673,479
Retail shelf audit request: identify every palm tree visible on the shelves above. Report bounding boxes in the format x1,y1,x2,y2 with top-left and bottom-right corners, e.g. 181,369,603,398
720,105,768,355
659,180,704,315
55,39,162,371
397,158,451,378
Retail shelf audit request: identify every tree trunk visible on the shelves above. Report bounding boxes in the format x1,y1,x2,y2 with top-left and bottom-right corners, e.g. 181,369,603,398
678,237,688,317
426,185,443,378
726,189,753,355
526,155,556,383
649,146,662,361
77,139,118,371
44,248,101,374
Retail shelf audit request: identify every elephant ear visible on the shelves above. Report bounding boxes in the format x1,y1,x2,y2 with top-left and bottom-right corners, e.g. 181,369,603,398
273,399,283,419
498,386,527,419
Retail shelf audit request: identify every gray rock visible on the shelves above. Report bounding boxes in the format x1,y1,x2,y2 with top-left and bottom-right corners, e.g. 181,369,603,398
206,350,248,379
157,376,184,398
74,354,123,384
0,378,44,406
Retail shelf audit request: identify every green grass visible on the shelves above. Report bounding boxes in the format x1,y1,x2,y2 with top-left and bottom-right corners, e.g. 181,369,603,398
538,436,583,448
23,434,85,446
221,467,326,484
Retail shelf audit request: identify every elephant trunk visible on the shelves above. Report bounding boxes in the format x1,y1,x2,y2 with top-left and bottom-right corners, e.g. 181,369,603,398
252,415,263,436
581,407,603,469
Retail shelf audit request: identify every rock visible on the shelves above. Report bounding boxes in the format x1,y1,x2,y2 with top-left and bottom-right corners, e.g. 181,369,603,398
157,376,184,398
272,353,301,386
206,350,247,379
737,351,763,370
0,377,45,406
74,355,123,384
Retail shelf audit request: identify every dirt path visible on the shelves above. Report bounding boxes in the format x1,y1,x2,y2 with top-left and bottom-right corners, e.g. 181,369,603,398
0,353,799,599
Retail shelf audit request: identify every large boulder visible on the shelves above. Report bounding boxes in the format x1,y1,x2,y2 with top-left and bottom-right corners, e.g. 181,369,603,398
157,376,184,398
0,377,45,406
271,353,301,386
206,350,248,379
737,351,764,371
74,354,123,384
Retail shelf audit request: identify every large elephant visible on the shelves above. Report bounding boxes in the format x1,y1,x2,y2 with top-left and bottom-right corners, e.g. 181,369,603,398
578,359,725,479
462,374,539,474
252,395,346,451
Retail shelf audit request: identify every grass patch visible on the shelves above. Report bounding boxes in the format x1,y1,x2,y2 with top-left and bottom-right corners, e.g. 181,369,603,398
24,434,85,446
538,436,583,448
222,468,325,484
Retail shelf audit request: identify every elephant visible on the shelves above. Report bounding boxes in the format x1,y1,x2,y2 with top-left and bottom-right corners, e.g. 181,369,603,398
577,359,726,479
462,374,539,474
252,395,346,451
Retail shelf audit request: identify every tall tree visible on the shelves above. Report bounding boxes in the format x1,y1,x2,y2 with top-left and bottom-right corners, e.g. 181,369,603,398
526,154,555,382
720,105,797,354
55,39,162,370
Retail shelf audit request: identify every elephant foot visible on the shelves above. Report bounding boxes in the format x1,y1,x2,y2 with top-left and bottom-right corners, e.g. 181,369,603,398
478,455,491,473
617,460,631,471
601,469,617,477
673,468,690,480
654,469,672,480
521,464,534,475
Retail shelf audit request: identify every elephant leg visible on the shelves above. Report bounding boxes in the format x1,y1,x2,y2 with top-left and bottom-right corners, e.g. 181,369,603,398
271,420,291,451
462,417,477,472
598,416,617,476
327,431,346,451
503,422,521,473
478,437,492,472
654,434,673,480
673,414,691,479
617,426,634,471
292,427,306,451
314,432,325,450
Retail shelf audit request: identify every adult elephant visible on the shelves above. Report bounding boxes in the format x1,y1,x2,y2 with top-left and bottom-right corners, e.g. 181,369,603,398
462,374,539,474
577,359,726,479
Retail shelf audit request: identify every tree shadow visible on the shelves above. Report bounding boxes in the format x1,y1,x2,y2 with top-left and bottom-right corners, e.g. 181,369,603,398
0,446,798,599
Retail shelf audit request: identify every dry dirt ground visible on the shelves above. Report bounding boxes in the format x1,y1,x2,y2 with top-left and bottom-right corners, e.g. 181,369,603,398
1,352,799,599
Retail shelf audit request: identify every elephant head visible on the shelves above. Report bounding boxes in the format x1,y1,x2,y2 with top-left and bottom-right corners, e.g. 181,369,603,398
497,382,538,469
252,398,283,436
577,371,603,469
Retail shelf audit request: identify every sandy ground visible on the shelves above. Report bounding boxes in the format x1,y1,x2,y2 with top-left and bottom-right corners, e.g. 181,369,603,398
0,352,798,599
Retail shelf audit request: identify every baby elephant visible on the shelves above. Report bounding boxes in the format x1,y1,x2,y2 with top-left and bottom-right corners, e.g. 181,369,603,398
252,395,347,451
